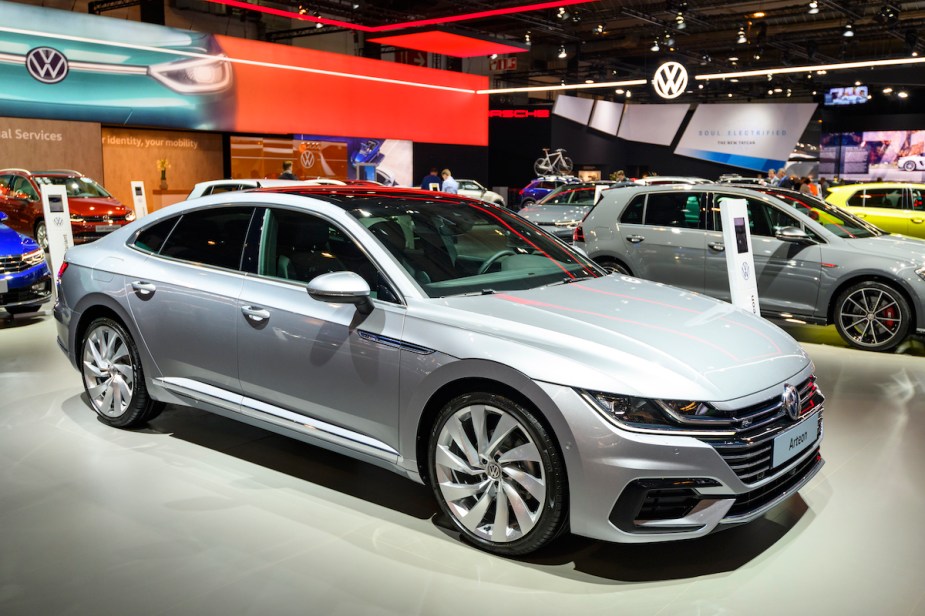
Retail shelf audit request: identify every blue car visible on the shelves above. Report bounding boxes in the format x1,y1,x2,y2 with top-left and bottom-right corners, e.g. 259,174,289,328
517,175,582,208
0,212,51,316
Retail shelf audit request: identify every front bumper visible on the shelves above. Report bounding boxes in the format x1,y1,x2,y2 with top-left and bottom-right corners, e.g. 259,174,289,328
0,263,52,309
536,377,824,544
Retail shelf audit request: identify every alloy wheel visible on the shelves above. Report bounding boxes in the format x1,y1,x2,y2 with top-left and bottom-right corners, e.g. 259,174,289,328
837,285,905,350
434,403,546,544
35,221,48,251
82,324,135,417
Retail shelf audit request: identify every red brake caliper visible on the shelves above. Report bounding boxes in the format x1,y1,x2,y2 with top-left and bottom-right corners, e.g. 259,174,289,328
882,306,896,329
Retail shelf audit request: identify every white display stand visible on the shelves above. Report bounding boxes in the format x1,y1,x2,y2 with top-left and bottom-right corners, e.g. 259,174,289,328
130,181,149,218
718,198,760,316
40,185,73,278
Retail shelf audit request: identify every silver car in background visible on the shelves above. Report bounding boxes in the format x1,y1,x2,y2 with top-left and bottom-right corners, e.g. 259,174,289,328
55,187,824,556
575,183,925,352
518,181,631,239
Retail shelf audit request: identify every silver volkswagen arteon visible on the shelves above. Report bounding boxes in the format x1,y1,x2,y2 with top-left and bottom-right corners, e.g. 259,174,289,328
54,186,824,556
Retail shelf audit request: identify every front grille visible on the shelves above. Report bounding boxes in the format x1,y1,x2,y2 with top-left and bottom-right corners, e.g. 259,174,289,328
726,447,822,518
81,215,127,223
701,377,824,483
0,255,30,274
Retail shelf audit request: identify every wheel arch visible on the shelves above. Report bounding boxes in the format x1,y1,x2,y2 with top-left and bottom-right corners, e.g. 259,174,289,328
825,273,918,328
592,255,633,275
72,293,160,379
408,360,577,490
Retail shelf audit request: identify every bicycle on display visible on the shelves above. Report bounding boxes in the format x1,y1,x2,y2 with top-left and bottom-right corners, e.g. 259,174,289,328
534,148,573,176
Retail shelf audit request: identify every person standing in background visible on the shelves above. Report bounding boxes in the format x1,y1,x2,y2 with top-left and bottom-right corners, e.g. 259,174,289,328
441,169,459,194
278,161,298,180
420,168,442,191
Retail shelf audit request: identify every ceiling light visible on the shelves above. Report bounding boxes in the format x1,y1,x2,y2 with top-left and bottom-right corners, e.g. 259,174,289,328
626,90,632,98
585,78,595,84
754,49,762,60
651,40,660,52
843,22,854,37
774,87,782,92
728,92,733,97
557,7,569,20
558,45,567,59
737,27,747,44
787,89,792,97
676,13,686,29
768,89,774,95
808,1,819,14
490,53,498,59
525,32,531,45
595,23,604,34
898,90,909,98
753,11,766,18
728,56,739,62
883,87,893,93
614,88,624,94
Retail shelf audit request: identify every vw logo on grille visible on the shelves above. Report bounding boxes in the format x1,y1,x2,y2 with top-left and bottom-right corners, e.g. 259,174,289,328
652,61,688,99
26,47,69,84
781,383,801,421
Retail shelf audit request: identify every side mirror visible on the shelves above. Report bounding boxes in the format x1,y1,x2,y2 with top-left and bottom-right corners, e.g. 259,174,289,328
306,271,373,315
775,226,814,244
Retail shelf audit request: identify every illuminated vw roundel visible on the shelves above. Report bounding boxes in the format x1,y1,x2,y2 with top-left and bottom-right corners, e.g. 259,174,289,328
652,61,688,99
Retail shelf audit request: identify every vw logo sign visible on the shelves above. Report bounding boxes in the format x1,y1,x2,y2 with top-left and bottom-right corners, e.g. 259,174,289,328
26,47,69,84
741,261,750,280
781,384,801,421
300,150,316,168
652,61,688,99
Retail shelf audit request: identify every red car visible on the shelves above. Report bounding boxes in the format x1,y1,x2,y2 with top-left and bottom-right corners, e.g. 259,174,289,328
0,169,134,249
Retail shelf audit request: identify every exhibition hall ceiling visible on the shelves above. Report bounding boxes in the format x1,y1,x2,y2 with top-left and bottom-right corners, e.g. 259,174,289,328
36,0,925,101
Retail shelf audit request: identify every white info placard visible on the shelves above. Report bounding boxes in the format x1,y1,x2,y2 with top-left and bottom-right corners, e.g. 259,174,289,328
130,181,149,219
719,198,761,316
40,185,74,278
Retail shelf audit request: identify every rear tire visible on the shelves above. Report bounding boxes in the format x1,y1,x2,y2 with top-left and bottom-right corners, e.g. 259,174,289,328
834,281,911,352
903,160,918,171
428,392,567,556
35,220,48,252
595,257,632,275
81,317,164,427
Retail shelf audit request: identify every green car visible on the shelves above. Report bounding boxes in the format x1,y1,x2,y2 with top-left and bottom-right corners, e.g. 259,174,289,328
0,3,233,129
825,182,925,238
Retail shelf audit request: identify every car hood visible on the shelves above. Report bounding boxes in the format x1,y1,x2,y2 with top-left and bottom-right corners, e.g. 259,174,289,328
842,234,925,264
519,204,591,225
0,224,39,256
429,275,808,402
67,197,129,217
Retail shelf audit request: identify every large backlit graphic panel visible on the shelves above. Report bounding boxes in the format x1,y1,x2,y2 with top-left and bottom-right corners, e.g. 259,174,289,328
821,130,925,181
0,3,488,145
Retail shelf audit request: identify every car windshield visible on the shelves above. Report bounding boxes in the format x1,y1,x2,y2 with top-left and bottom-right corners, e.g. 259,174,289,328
768,191,881,238
346,198,602,297
537,185,601,206
34,175,112,198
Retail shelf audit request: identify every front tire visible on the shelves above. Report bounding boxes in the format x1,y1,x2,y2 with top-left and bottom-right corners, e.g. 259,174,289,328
35,220,48,251
903,160,918,171
834,281,911,352
428,393,566,556
81,317,163,427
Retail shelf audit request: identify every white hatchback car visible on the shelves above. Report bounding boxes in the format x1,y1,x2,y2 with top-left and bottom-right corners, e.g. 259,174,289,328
456,179,505,206
187,178,345,199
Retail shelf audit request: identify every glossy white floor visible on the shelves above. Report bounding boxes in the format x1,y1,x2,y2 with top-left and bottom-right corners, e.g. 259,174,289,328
2,312,925,616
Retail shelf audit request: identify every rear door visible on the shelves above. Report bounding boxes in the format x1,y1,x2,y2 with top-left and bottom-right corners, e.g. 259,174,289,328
617,190,707,291
846,187,909,235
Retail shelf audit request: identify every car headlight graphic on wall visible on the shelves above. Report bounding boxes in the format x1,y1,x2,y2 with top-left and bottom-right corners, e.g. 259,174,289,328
0,3,235,130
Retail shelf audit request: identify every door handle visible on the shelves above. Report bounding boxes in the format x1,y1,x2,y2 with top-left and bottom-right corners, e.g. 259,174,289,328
912,218,924,224
855,213,866,218
708,242,725,252
131,281,156,295
626,235,645,244
241,305,271,323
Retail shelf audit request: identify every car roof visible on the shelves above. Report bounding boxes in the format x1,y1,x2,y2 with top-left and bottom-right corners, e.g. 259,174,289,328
828,182,925,190
248,184,485,208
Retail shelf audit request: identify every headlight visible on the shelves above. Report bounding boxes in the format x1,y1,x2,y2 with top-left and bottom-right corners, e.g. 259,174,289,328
125,211,136,222
581,390,735,436
22,248,45,266
69,214,85,223
148,55,233,93
915,266,925,281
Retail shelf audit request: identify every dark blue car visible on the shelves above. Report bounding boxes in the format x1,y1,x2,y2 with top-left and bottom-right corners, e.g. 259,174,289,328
517,175,582,208
0,212,52,316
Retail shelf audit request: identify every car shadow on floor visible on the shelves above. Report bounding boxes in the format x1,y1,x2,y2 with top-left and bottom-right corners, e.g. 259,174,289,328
0,309,51,330
138,400,810,583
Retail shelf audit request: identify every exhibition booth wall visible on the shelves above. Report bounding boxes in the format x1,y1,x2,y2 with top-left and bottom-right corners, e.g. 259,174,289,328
0,117,104,182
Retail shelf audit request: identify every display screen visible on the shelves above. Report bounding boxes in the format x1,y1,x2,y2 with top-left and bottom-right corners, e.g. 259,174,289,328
48,195,64,213
734,217,749,254
824,86,869,105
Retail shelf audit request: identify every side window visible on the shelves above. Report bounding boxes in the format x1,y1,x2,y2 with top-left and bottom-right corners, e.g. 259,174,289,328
643,192,703,229
0,175,12,195
259,209,399,303
206,184,245,196
846,190,866,207
911,188,924,211
864,189,903,209
459,181,478,191
712,195,772,235
133,217,179,254
620,194,645,224
159,207,254,270
11,177,38,200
